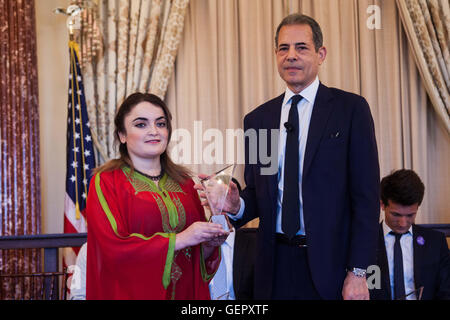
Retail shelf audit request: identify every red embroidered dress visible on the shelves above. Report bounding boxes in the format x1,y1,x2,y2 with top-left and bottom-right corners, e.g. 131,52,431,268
86,167,219,300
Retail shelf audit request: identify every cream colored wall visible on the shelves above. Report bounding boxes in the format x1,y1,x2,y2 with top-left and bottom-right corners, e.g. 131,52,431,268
36,0,70,234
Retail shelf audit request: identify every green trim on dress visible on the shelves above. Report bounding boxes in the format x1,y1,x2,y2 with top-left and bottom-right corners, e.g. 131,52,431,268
118,167,190,298
200,245,221,282
94,173,176,289
121,167,186,231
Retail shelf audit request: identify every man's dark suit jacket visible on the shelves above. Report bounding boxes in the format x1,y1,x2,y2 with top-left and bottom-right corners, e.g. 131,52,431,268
232,228,257,300
234,83,380,299
370,223,450,300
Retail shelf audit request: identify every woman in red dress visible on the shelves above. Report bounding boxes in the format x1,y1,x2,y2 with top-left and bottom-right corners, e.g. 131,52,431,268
86,93,227,300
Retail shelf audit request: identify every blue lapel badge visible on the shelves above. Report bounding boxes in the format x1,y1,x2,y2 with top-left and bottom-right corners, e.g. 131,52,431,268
416,236,425,246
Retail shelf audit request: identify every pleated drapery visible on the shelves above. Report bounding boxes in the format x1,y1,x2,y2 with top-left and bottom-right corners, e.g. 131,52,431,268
74,0,190,162
0,0,42,299
396,0,450,135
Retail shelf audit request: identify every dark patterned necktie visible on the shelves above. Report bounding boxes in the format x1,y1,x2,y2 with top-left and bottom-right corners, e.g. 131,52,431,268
391,231,406,300
281,95,303,239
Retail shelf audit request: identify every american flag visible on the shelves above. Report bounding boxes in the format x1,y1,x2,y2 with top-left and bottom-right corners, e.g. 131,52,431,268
63,41,95,269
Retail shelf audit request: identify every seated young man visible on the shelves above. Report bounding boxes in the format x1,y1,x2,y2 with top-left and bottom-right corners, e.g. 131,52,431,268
370,169,450,300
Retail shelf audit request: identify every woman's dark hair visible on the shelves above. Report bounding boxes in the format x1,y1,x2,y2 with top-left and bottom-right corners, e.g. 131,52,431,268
380,169,425,207
94,93,191,184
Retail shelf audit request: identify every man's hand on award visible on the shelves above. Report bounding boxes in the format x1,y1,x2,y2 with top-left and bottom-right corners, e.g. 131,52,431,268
193,165,239,256
222,179,241,215
194,174,241,215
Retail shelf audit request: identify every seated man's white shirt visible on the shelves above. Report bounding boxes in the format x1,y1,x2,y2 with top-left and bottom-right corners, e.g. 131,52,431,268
69,242,87,300
209,231,236,300
382,221,416,300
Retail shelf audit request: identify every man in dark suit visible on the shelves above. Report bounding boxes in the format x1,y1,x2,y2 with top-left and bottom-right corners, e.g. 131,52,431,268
218,14,380,300
370,169,450,300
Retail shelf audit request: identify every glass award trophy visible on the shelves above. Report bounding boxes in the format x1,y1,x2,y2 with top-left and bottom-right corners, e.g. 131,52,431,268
201,164,236,232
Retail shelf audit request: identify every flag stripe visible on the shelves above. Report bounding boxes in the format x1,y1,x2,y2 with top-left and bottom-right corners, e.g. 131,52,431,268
64,193,87,233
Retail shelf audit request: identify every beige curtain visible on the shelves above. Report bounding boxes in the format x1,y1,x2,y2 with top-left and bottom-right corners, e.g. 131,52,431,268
166,0,450,225
78,0,190,162
396,0,450,135
166,0,288,189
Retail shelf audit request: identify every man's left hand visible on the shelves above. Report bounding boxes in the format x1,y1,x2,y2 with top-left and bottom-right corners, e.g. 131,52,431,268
342,271,369,300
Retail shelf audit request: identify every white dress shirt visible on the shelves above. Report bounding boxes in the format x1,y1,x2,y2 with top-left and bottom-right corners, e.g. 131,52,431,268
69,242,87,300
382,221,416,300
230,77,320,236
209,230,236,300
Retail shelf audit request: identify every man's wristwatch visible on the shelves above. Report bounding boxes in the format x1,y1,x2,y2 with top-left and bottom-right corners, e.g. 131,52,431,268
348,267,367,278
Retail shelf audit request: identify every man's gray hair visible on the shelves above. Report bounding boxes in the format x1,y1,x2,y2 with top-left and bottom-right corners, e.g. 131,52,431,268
275,14,323,52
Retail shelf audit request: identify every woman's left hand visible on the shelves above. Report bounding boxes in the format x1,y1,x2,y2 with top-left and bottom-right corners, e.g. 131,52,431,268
205,214,233,247
201,232,230,260
203,233,229,247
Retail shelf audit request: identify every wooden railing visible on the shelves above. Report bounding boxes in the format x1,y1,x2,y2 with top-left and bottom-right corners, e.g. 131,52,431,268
0,225,448,299
0,233,87,300
418,224,450,237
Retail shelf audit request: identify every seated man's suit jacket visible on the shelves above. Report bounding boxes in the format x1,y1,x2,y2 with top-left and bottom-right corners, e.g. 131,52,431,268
232,228,257,300
370,223,450,300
